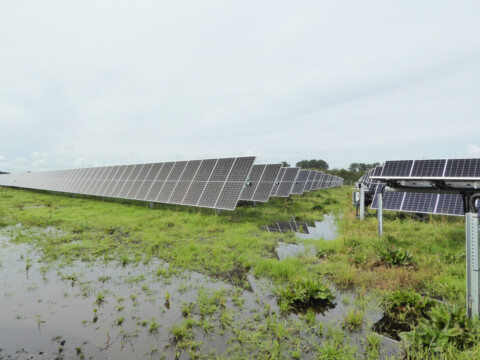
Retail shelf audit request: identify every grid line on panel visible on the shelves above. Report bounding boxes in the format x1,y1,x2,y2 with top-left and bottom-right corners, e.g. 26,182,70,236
98,166,120,196
129,163,154,200
104,165,127,197
88,167,107,195
111,165,136,198
181,160,217,206
67,169,83,193
157,161,187,203
271,167,286,196
217,157,255,209
125,164,149,199
84,167,102,195
251,164,282,202
140,163,166,201
168,161,201,204
411,159,446,178
92,167,113,196
213,158,241,209
76,168,94,194
239,164,265,201
150,162,176,202
195,159,223,208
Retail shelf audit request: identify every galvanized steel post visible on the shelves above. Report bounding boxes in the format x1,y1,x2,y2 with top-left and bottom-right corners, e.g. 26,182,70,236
466,212,479,319
378,191,383,236
359,184,365,221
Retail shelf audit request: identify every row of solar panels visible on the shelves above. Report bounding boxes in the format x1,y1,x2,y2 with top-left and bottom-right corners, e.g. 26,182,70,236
356,158,480,217
0,157,343,211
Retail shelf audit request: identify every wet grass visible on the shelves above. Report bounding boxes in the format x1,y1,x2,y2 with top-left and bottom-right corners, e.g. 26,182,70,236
0,184,476,358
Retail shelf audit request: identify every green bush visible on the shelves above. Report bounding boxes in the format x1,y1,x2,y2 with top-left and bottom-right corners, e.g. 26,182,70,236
400,305,480,356
376,245,413,267
275,277,335,310
383,290,436,325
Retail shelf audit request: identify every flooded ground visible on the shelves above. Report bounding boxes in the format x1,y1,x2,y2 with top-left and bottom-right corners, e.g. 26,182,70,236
263,213,337,240
0,224,401,359
268,214,338,260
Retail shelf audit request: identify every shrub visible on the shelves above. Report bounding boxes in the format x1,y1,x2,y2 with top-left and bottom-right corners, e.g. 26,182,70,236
383,289,436,325
400,305,480,356
275,277,335,311
376,246,413,267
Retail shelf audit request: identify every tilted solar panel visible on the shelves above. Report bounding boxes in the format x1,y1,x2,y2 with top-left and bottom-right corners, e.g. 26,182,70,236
0,156,256,211
274,167,300,197
291,169,311,194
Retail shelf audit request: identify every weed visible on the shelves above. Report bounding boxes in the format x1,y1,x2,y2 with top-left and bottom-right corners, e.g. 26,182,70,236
383,289,436,325
376,245,413,267
342,309,363,331
116,316,124,326
275,277,335,311
149,318,160,334
401,304,480,356
181,302,195,317
95,291,107,306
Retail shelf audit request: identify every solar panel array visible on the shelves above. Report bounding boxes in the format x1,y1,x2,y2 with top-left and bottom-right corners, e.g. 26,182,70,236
270,167,342,197
373,159,480,179
362,158,480,217
0,157,256,210
0,158,344,211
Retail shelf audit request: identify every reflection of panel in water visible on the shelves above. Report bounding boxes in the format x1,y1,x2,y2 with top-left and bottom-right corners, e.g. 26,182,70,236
263,214,337,240
264,219,312,234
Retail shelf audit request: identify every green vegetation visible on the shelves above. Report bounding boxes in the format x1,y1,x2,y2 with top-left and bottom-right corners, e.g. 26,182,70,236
0,183,476,358
274,276,335,312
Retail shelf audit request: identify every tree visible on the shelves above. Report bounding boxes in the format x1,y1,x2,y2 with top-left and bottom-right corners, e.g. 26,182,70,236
281,161,290,167
296,159,329,171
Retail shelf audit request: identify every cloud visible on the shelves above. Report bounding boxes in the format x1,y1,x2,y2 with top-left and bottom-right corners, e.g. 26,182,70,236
0,1,479,172
466,144,480,157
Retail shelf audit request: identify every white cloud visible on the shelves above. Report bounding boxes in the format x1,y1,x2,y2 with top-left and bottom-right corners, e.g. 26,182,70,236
0,1,479,172
466,144,480,157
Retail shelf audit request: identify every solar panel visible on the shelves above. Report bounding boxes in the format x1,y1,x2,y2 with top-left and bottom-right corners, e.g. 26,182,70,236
239,163,282,202
444,159,480,178
274,167,300,197
370,182,465,216
410,160,446,178
0,156,256,211
239,164,265,201
291,169,311,194
373,158,480,180
303,171,317,192
380,160,414,177
270,167,286,196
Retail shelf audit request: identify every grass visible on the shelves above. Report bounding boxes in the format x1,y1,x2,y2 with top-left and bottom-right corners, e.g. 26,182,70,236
0,184,475,358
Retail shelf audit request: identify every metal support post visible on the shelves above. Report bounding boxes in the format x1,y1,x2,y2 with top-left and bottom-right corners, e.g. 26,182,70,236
253,201,257,207
149,202,154,209
378,191,383,236
216,209,221,215
359,184,365,221
466,212,479,319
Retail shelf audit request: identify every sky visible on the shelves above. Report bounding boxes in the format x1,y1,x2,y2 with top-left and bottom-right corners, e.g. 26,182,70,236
0,1,479,173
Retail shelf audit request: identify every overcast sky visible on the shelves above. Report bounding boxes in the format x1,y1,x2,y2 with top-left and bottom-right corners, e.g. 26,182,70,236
1,1,479,173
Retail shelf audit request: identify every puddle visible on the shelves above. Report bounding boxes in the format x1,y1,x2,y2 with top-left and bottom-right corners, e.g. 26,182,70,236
0,225,401,359
263,214,338,240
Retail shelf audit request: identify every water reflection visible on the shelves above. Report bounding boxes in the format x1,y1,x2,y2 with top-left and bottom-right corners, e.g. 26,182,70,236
263,214,338,240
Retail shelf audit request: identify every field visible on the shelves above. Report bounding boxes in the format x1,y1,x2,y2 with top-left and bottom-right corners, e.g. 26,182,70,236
0,185,479,360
